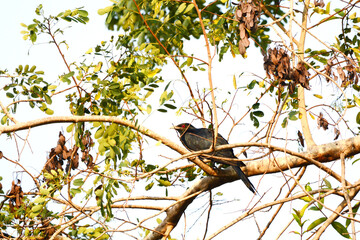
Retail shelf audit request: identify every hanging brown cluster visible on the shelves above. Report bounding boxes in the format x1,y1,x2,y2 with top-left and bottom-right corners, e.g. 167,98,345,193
297,130,304,147
40,219,56,239
314,0,325,8
263,47,311,94
7,180,24,212
339,65,359,87
317,112,329,130
45,131,94,175
234,0,261,55
324,59,359,87
81,132,94,168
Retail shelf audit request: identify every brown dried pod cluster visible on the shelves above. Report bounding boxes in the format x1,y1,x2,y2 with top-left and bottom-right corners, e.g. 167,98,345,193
317,112,329,130
81,132,94,168
41,219,56,239
8,180,24,212
264,47,311,94
45,132,93,175
314,0,325,8
234,0,261,55
341,65,359,87
324,60,359,87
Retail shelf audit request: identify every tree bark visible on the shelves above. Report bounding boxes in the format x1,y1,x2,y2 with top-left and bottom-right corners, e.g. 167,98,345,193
145,136,360,239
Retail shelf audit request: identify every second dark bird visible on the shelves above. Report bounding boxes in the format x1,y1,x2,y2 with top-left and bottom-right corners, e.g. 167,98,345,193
173,123,257,194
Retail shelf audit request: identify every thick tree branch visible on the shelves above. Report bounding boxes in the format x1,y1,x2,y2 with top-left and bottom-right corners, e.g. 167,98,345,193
297,0,316,148
0,115,217,176
2,116,360,239
145,137,360,239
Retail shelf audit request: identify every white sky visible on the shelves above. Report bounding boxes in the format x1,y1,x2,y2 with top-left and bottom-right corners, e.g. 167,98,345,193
1,1,359,239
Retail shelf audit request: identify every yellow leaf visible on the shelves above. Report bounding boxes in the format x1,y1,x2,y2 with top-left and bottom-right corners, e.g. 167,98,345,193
354,95,360,106
20,23,27,28
85,48,93,54
313,94,323,99
147,68,160,78
309,112,315,120
95,92,101,101
155,140,162,146
94,61,103,72
259,80,265,88
299,112,303,119
108,65,116,73
233,75,237,89
146,105,152,114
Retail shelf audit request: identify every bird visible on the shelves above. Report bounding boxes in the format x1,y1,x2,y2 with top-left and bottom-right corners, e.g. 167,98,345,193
172,123,257,194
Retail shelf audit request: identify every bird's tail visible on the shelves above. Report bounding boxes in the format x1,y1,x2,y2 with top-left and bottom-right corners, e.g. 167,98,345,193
232,166,258,194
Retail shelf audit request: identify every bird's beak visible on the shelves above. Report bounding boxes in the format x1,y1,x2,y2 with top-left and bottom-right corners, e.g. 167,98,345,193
170,126,179,130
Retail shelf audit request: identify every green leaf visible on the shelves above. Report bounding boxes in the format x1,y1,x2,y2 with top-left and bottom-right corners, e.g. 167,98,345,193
253,111,264,117
331,221,350,238
73,178,84,186
175,3,187,15
186,57,193,66
33,197,46,204
184,4,194,14
346,203,360,228
95,127,104,139
307,217,327,231
44,94,52,104
66,123,74,133
323,178,332,189
299,204,309,218
164,104,176,110
289,111,298,121
157,179,171,187
43,172,53,179
292,212,301,226
356,112,360,125
1,115,8,125
70,188,82,197
45,108,54,115
63,71,74,78
31,205,43,213
40,187,50,195
6,92,14,98
145,182,154,191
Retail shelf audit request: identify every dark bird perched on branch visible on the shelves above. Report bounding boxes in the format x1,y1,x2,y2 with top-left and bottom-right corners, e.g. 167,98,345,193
172,123,257,194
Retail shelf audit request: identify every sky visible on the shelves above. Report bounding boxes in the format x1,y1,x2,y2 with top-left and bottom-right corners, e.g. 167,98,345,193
1,0,359,239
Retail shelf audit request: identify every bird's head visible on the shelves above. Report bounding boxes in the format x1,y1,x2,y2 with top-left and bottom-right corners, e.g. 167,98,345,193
171,123,195,134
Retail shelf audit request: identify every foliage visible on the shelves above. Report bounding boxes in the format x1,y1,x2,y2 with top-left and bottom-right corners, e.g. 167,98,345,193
0,0,360,239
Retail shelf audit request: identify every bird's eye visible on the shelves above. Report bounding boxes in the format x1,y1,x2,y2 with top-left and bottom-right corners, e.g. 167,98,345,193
182,124,186,128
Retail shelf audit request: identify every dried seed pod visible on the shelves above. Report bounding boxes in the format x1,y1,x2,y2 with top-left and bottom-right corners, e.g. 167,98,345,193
71,152,79,170
297,131,305,147
54,144,62,155
334,128,340,140
317,112,329,130
58,132,65,147
235,0,260,55
314,0,325,8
